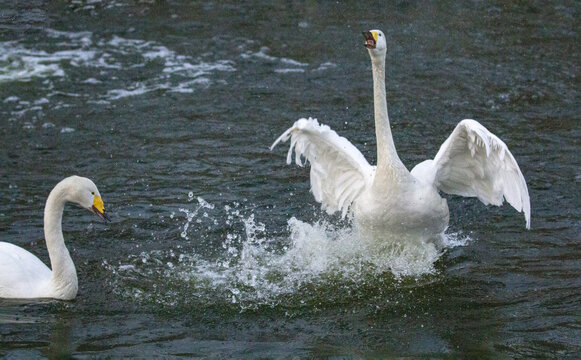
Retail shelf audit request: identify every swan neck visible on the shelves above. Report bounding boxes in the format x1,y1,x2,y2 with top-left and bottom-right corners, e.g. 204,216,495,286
44,184,77,291
371,53,405,177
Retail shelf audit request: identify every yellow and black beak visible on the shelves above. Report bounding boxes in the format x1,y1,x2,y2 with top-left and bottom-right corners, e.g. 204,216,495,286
91,195,111,222
363,31,378,49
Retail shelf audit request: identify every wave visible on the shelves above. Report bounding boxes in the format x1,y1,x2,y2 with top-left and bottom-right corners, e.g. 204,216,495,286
1,29,335,128
1,28,237,127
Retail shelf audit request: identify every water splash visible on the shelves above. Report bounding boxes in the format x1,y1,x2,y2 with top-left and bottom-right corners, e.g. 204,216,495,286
178,197,214,240
105,196,470,310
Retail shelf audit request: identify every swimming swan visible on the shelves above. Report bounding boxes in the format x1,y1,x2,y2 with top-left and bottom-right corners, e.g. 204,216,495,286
0,176,110,300
271,30,530,240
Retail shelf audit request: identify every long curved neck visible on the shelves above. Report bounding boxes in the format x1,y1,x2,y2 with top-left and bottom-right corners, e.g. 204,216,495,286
370,52,407,182
44,184,77,292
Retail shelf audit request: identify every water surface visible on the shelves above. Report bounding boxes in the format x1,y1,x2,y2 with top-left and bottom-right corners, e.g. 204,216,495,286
1,0,579,358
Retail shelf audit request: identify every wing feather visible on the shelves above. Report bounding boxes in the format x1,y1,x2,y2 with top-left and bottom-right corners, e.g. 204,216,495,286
271,117,374,217
411,119,531,229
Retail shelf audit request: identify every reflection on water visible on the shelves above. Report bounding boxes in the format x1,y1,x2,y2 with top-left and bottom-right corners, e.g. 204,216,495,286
0,0,579,358
44,317,72,359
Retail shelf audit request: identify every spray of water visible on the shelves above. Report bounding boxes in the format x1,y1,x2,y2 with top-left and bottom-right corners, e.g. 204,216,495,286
104,195,470,310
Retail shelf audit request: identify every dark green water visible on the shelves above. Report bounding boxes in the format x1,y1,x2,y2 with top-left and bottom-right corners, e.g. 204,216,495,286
1,0,579,358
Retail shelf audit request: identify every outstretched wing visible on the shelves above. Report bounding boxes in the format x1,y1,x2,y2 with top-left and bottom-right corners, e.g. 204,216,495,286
271,117,375,217
411,119,531,229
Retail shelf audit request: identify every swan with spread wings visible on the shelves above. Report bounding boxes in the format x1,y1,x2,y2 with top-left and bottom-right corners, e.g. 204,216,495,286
271,30,530,240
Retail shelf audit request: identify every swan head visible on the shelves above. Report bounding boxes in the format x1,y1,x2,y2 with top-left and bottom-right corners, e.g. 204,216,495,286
363,30,386,55
61,176,111,222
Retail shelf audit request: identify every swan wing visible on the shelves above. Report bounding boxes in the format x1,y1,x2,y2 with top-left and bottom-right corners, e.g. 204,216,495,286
271,117,375,217
412,119,530,229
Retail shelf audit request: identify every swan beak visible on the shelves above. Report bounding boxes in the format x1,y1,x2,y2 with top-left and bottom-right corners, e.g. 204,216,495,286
363,31,378,49
91,195,111,222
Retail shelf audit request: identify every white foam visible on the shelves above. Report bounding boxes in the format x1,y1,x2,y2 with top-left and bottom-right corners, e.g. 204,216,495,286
0,43,66,82
83,78,102,84
34,98,50,105
240,45,341,75
275,68,306,74
106,84,153,100
11,106,43,118
0,28,237,109
3,28,335,127
313,62,337,72
241,46,308,67
280,58,308,67
45,28,92,40
142,47,175,60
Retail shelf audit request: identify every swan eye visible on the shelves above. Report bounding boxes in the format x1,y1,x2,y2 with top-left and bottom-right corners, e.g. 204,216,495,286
91,192,95,195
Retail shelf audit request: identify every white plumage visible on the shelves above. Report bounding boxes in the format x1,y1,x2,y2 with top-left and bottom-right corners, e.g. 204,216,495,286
0,176,109,300
271,118,375,218
271,30,530,239
411,119,530,229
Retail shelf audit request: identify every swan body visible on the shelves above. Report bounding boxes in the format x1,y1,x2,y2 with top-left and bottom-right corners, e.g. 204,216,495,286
271,30,530,240
0,176,110,300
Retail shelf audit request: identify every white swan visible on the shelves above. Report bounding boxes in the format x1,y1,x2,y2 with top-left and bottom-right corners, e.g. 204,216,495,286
271,30,530,241
0,176,110,300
